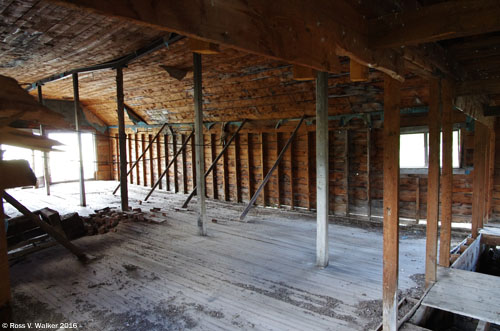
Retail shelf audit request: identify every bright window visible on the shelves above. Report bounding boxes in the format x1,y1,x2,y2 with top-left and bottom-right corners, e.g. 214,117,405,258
400,130,460,168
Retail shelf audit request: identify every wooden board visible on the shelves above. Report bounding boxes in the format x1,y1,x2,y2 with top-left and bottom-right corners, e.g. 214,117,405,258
451,234,483,271
422,267,500,325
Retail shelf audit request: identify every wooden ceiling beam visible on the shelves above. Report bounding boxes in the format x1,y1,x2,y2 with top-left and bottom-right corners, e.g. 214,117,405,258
369,0,500,48
51,0,405,81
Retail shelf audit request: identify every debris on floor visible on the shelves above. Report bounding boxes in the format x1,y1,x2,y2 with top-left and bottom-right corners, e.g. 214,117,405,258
82,207,155,235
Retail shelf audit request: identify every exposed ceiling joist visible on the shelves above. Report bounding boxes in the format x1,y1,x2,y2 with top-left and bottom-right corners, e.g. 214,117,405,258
369,0,500,48
50,0,406,81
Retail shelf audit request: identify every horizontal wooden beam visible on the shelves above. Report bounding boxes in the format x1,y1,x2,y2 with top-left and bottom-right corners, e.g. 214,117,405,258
369,0,500,48
52,0,405,81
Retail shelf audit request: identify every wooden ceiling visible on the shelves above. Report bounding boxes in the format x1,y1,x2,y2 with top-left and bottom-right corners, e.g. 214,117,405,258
0,0,499,126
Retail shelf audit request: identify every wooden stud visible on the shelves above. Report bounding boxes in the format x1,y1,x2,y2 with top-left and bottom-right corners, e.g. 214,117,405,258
142,134,147,186
415,177,420,224
382,74,401,331
289,136,295,209
345,129,350,216
260,132,267,206
486,130,496,221
73,73,86,207
306,131,312,211
222,134,229,201
37,86,50,196
188,38,220,54
366,128,372,220
128,134,133,184
115,133,120,180
182,134,188,194
439,80,453,267
247,133,253,200
172,133,179,193
148,134,154,187
191,132,197,191
276,132,282,208
234,133,241,203
483,132,490,225
425,78,441,288
293,65,315,81
135,134,140,186
157,134,162,190
350,59,369,82
316,71,329,268
209,134,217,199
165,134,170,191
472,122,487,238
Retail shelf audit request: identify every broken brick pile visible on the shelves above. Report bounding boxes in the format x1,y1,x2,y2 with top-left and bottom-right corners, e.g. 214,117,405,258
82,207,150,235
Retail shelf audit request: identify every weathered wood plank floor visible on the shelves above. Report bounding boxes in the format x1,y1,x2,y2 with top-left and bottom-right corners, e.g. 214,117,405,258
6,181,426,330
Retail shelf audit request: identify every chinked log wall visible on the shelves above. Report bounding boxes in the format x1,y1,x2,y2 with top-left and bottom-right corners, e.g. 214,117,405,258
109,121,478,223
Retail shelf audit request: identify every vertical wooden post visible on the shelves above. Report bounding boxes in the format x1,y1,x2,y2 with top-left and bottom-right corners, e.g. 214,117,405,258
157,134,162,190
128,134,133,184
191,132,197,191
165,134,170,191
182,134,188,194
289,137,295,209
415,177,420,224
148,134,154,187
439,80,453,267
366,128,372,219
472,122,487,238
345,129,350,216
142,134,147,186
135,134,140,186
425,78,441,287
210,134,218,199
115,133,120,180
193,52,207,236
486,130,496,221
276,132,282,208
234,133,241,203
115,68,128,211
38,85,51,196
222,134,229,201
172,133,179,193
382,74,401,331
72,73,86,207
483,132,490,225
247,133,253,200
306,131,313,211
0,189,10,308
316,71,329,268
261,132,267,206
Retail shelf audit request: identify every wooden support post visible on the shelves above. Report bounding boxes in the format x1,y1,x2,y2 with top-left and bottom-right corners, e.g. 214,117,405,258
276,132,282,208
366,128,372,219
486,130,496,221
191,132,197,190
316,71,329,268
234,133,241,203
128,134,133,184
172,133,179,193
4,192,88,261
222,134,229,201
306,131,312,211
181,120,247,208
382,74,401,331
157,134,162,190
260,132,267,206
240,117,305,221
415,177,420,224
116,68,128,211
0,189,10,308
210,134,218,199
165,134,170,191
37,85,50,196
472,122,487,238
182,134,188,194
345,129,350,216
72,73,86,207
289,137,295,209
439,80,453,267
425,78,441,288
247,133,253,200
148,134,154,187
115,133,120,180
142,134,147,186
193,52,207,236
144,132,194,201
135,134,140,186
483,132,490,225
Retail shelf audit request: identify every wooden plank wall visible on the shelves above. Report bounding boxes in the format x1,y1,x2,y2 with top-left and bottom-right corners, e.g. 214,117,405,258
109,122,481,224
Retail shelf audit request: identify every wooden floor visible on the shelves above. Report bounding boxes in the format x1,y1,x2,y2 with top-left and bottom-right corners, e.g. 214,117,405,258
6,181,428,330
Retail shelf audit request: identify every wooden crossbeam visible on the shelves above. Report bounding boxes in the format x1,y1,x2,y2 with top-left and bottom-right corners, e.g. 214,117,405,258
181,119,248,208
240,116,305,221
112,123,168,195
144,131,194,201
